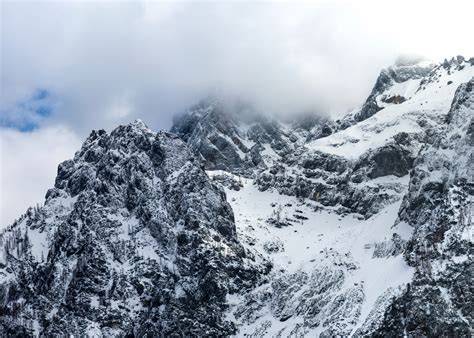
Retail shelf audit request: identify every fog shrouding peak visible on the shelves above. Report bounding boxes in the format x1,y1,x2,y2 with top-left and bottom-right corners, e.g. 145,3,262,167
2,0,474,134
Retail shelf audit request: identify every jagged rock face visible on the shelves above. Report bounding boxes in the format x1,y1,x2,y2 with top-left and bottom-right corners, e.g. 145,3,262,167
0,121,268,336
374,79,474,336
171,100,253,173
348,61,435,124
255,163,405,218
356,143,415,179
171,99,330,176
233,266,363,337
254,140,412,218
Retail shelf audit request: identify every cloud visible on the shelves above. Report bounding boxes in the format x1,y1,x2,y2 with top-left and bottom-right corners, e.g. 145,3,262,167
0,126,82,226
2,0,473,134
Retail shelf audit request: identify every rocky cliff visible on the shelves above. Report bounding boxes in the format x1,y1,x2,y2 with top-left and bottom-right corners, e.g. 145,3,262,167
0,121,269,336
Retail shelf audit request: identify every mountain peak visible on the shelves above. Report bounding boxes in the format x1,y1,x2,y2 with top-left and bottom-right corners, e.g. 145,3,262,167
130,118,147,128
1,113,267,335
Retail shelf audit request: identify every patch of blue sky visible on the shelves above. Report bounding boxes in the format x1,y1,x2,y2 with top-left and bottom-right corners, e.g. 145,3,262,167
0,117,39,132
0,88,54,132
31,88,49,101
32,105,52,117
19,88,53,117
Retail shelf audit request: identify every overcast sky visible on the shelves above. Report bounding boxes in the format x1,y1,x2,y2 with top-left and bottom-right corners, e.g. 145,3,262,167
1,0,474,226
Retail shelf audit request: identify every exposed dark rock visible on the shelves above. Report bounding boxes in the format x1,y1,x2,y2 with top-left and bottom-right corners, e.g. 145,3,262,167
171,99,331,176
0,120,269,336
382,95,407,104
358,143,414,179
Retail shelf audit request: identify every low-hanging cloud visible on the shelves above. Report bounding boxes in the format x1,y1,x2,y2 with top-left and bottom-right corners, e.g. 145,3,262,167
0,126,82,226
2,0,473,134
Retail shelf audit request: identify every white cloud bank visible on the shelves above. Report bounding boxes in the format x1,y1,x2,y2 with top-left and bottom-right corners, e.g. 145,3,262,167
0,127,81,226
2,0,474,133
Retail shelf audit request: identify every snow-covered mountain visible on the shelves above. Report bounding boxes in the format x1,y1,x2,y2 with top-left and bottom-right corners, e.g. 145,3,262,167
0,123,268,335
1,56,472,336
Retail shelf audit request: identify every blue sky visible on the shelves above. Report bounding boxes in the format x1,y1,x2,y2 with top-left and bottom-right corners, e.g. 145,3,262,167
1,89,53,132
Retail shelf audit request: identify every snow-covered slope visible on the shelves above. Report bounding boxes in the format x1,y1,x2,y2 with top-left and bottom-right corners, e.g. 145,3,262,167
209,172,414,336
308,57,473,159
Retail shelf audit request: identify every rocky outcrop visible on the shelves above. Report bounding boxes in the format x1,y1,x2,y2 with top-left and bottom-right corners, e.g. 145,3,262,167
373,79,474,336
171,99,331,176
254,142,411,218
171,100,253,173
343,61,435,125
356,143,415,179
233,265,363,337
0,120,269,336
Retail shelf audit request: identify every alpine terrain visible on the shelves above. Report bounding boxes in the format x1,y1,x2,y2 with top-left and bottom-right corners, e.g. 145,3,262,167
1,56,473,336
